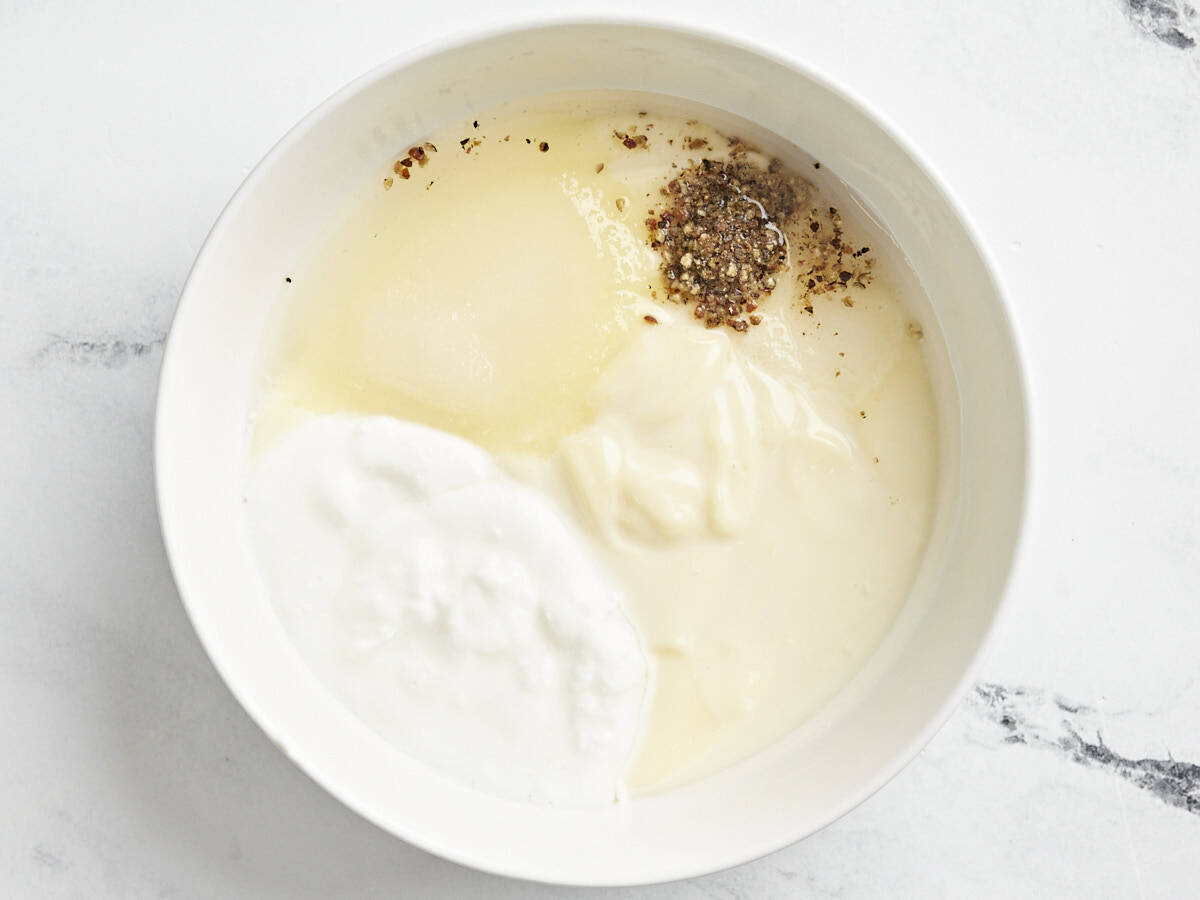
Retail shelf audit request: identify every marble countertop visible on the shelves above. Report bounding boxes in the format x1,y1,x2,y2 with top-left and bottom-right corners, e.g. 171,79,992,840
3,0,1198,896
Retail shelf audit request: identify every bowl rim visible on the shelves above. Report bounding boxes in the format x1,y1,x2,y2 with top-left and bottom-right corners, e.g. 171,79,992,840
155,15,1032,886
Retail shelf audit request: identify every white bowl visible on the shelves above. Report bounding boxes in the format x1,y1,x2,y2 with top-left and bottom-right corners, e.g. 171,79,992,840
156,20,1028,886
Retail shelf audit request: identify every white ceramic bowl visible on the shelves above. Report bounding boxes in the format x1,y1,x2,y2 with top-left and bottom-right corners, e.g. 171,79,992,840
156,21,1028,886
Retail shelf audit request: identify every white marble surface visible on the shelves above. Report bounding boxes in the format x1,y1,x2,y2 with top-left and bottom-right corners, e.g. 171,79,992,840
3,0,1199,896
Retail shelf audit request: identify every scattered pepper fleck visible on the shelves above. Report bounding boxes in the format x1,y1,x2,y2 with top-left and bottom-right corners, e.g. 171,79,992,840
795,203,875,300
643,314,659,324
539,141,550,152
595,162,605,173
615,129,649,150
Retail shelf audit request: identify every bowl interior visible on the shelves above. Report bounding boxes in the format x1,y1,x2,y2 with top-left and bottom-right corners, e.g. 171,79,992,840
156,22,1026,886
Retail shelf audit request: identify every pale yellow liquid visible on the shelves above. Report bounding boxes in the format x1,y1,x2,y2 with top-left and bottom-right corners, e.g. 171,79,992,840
254,91,940,793
255,104,654,454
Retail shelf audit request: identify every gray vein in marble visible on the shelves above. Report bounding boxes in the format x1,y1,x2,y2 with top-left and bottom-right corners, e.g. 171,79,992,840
1123,0,1199,49
36,332,167,367
31,846,67,873
972,682,1200,815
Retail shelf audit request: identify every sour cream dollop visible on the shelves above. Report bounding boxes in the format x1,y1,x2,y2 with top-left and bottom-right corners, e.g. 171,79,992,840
247,414,650,805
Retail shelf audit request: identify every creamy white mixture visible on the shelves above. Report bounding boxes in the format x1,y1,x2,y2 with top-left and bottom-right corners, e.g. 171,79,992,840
248,91,940,802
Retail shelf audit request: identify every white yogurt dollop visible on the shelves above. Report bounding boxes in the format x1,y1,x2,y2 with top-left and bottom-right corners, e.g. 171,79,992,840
247,414,650,805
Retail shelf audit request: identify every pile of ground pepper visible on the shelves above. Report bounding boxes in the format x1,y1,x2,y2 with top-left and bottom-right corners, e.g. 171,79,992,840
646,147,876,329
647,155,805,330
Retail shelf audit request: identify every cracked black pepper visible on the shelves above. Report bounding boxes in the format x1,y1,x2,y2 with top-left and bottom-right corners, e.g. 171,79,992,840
647,155,803,330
